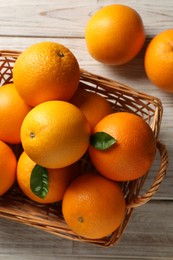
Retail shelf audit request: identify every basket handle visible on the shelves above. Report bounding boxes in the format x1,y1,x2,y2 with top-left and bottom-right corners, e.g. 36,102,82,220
127,141,168,208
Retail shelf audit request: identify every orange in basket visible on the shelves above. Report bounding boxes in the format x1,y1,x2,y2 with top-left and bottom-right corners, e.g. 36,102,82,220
62,172,126,239
13,42,80,106
17,151,80,204
0,83,31,144
0,51,169,247
0,140,17,196
70,85,113,129
89,112,157,181
20,100,90,169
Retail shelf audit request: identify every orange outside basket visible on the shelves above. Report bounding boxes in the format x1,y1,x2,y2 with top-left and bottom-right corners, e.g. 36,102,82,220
0,50,169,247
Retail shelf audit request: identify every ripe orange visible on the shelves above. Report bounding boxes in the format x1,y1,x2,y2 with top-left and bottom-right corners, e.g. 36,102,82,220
21,100,90,169
62,172,126,239
89,112,156,181
85,4,145,65
0,140,17,196
17,151,79,204
13,41,80,106
70,85,113,129
0,83,32,144
144,29,173,93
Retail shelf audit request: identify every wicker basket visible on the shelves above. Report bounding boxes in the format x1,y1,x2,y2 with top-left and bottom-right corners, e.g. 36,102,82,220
0,50,169,247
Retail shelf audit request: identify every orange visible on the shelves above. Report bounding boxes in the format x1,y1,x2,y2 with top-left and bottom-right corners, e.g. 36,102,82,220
144,29,173,93
0,140,17,196
17,151,79,204
85,4,145,65
62,172,126,239
13,41,80,106
21,100,90,169
89,112,156,181
0,83,32,144
70,85,113,129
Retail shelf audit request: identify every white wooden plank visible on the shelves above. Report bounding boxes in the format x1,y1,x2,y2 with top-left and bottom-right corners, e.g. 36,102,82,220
0,0,173,37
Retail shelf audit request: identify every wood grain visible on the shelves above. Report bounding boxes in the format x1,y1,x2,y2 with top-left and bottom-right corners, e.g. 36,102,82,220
0,0,172,258
0,0,173,37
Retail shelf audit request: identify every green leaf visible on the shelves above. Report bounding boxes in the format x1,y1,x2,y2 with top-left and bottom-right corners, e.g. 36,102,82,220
30,164,49,199
90,132,117,150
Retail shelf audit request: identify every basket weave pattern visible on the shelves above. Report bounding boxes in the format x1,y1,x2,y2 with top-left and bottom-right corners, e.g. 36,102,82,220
0,50,169,247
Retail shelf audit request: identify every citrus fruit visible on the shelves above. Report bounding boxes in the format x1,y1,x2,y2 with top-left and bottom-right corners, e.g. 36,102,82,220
13,41,80,106
0,140,17,196
85,4,145,65
89,112,156,181
17,151,79,204
62,172,126,239
21,100,90,169
144,29,173,93
70,85,113,129
0,83,32,144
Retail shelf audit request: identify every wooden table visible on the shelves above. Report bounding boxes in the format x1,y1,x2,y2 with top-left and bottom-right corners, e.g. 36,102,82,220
0,1,172,259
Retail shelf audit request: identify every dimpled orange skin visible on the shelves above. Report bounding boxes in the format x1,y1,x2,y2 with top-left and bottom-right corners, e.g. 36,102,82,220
13,42,80,106
85,4,145,65
17,151,80,204
144,29,173,93
62,172,126,239
0,140,17,196
20,100,91,169
89,112,156,181
0,83,32,144
70,85,113,129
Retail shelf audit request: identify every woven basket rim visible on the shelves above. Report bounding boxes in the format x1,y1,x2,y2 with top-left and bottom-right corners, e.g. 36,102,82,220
80,68,162,103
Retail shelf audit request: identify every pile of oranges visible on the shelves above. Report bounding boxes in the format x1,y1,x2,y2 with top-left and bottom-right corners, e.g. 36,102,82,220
0,40,157,240
0,3,164,240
